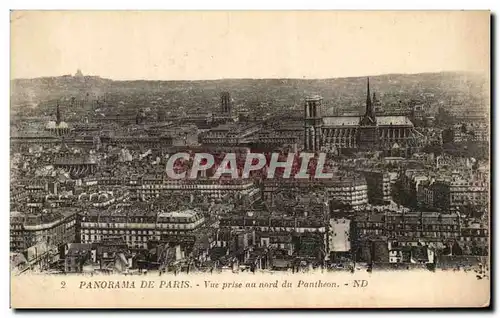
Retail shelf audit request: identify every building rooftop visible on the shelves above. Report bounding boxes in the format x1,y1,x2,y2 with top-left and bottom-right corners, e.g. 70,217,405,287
322,115,413,127
209,122,259,133
11,130,59,139
53,155,97,165
323,116,360,127
10,211,25,218
306,95,323,101
66,243,92,256
46,121,69,129
158,209,199,219
376,116,414,126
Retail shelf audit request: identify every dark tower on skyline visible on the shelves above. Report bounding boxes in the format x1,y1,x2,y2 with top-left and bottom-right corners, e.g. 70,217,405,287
304,95,323,151
365,77,376,121
220,92,232,114
56,101,61,125
373,91,383,114
358,77,379,150
360,77,376,126
366,77,372,108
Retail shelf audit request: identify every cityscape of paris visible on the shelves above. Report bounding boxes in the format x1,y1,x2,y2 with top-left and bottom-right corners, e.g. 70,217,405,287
10,69,490,277
9,11,490,281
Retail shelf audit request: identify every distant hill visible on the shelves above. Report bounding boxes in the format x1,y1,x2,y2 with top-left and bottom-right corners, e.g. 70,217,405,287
11,75,113,104
11,71,489,118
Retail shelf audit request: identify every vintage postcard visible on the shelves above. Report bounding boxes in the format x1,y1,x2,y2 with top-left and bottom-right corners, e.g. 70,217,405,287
10,11,490,308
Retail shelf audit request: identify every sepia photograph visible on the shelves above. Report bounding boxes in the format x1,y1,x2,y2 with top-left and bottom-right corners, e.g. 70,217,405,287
9,10,491,308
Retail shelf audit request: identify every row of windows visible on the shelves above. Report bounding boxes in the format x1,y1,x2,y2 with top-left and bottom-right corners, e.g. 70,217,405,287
81,232,185,245
385,225,459,231
462,229,488,236
82,226,196,236
83,229,156,235
138,186,253,191
82,235,151,242
361,229,461,237
359,224,460,231
82,221,201,228
227,225,326,233
461,237,488,242
86,223,200,230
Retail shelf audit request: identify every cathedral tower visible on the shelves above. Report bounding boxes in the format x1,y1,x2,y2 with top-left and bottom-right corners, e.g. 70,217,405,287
56,101,61,125
358,77,379,150
304,95,323,151
360,77,376,125
220,92,232,114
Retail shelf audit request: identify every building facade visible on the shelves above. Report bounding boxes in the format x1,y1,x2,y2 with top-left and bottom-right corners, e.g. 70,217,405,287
80,208,205,249
10,209,78,253
359,169,392,205
136,178,261,201
200,122,262,146
263,177,368,210
433,179,488,213
355,211,461,243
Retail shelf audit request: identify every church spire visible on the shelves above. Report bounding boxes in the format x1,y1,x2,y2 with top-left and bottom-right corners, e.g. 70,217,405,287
367,77,371,104
365,77,375,120
56,101,61,125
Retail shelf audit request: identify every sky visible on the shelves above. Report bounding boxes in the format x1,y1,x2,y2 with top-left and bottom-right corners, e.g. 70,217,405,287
10,11,490,80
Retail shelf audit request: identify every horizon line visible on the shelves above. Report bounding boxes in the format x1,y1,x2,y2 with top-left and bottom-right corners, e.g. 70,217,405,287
10,70,482,82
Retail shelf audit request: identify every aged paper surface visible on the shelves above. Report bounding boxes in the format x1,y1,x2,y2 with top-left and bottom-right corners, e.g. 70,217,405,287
10,11,490,308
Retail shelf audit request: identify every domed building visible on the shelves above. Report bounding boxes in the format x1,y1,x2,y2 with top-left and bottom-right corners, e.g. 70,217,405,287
45,102,70,136
75,69,84,78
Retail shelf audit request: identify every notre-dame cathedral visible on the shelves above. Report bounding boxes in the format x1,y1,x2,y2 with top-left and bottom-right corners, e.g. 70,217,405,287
304,78,421,156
